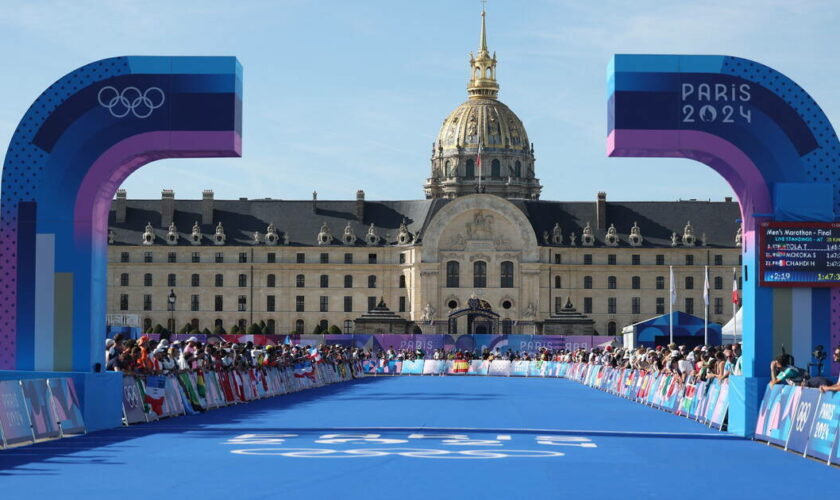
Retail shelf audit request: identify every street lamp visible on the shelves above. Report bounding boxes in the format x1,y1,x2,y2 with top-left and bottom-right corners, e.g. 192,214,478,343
167,289,176,335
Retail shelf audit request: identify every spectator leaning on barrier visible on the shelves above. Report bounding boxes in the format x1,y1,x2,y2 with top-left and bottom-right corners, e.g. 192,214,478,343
769,354,803,386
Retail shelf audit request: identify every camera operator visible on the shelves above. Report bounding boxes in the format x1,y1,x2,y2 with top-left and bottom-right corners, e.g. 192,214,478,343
817,346,840,393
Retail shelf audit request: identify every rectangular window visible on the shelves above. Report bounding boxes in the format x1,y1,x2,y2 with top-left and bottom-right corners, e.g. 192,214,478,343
296,296,305,312
368,296,377,311
267,295,276,312
656,297,665,314
555,296,562,314
399,296,406,312
344,253,353,264
119,294,129,311
239,252,248,263
368,253,377,264
608,297,616,314
144,252,153,263
738,254,743,266
238,295,247,312
608,254,617,265
215,274,223,287
583,297,593,314
583,254,592,265
685,297,694,315
239,274,247,287
144,274,153,287
632,254,640,266
120,252,130,263
399,253,406,264
714,297,723,315
191,252,200,263
319,296,328,312
215,295,223,312
685,254,694,266
320,275,329,288
191,294,199,312
192,274,200,287
714,254,723,266
344,296,352,313
215,252,224,263
554,254,561,264
267,252,276,263
296,252,305,264
167,252,176,263
167,274,176,287
656,254,665,266
632,297,641,315
120,274,129,286
320,253,329,264
143,294,152,311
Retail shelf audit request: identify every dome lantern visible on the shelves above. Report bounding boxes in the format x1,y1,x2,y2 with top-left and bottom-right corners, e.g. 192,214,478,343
467,9,499,100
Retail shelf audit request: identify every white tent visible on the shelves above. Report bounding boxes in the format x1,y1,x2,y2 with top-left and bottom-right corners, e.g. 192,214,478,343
722,308,742,344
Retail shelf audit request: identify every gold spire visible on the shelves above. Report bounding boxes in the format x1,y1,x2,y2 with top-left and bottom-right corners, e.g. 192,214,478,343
467,7,499,99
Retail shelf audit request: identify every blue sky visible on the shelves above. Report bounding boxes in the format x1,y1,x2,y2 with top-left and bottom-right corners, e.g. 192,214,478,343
1,0,838,202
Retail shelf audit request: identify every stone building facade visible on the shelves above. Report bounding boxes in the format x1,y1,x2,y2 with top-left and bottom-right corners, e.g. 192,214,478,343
106,11,742,336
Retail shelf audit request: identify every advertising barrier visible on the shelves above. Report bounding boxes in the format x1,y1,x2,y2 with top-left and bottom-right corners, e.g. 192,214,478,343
0,380,33,447
19,379,61,441
805,392,840,462
46,378,85,436
119,361,362,426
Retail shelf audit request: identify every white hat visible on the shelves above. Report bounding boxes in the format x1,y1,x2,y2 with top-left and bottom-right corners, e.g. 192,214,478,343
105,338,115,348
187,336,198,343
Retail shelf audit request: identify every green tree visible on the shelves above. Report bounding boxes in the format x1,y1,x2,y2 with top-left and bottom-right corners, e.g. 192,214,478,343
153,324,163,334
247,323,262,335
213,325,226,335
311,324,323,335
327,325,341,335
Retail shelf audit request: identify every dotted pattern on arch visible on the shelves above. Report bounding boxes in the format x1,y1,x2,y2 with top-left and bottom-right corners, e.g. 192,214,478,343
0,59,131,368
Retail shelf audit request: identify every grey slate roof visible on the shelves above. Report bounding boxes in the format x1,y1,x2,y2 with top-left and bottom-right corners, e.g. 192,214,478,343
108,197,740,248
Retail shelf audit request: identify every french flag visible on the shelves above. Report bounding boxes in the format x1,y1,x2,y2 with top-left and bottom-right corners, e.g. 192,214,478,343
308,347,322,363
731,269,740,304
295,361,315,379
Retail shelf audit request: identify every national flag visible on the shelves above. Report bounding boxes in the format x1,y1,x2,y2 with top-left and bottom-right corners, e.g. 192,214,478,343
732,269,739,304
703,265,710,306
143,376,167,416
669,266,677,306
308,347,322,363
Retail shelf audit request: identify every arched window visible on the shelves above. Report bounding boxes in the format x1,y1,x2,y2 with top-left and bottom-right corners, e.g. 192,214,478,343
368,275,377,288
296,274,305,288
238,318,247,329
444,160,451,176
553,275,561,289
267,274,276,287
632,276,641,289
584,276,593,289
144,273,153,287
465,159,475,178
191,318,199,330
491,159,501,177
320,274,329,288
295,319,304,334
214,318,223,329
266,319,275,334
608,276,617,289
399,275,406,288
344,275,353,288
514,160,522,177
343,320,354,334
215,274,223,287
143,318,152,331
607,321,617,335
319,319,329,332
656,276,665,290
685,276,694,290
474,261,487,288
501,261,514,288
714,276,723,290
446,261,460,288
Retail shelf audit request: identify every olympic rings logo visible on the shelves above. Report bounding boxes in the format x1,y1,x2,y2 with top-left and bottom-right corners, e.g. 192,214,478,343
98,86,165,119
230,448,566,459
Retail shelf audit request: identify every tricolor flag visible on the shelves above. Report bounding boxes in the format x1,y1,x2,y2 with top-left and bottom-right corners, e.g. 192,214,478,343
669,266,677,306
703,265,710,306
143,376,167,416
732,269,739,304
308,347,322,363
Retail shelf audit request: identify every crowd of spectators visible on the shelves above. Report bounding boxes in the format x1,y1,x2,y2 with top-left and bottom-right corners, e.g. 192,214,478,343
360,342,840,392
105,334,361,376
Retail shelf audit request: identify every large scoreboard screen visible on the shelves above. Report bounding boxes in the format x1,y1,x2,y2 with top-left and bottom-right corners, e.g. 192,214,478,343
760,222,840,287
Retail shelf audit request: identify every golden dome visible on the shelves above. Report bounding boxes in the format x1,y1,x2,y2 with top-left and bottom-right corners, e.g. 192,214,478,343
436,98,530,152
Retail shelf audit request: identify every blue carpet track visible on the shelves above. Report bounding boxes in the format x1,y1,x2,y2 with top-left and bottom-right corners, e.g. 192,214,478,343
1,376,836,499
